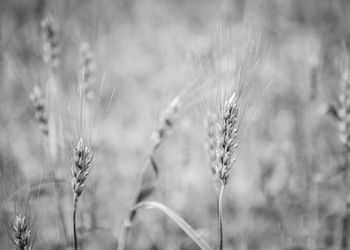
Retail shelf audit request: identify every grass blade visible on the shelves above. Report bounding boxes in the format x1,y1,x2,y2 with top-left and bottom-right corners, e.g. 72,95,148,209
133,201,212,250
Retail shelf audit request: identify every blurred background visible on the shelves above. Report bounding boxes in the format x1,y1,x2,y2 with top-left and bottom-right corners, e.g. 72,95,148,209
1,0,350,249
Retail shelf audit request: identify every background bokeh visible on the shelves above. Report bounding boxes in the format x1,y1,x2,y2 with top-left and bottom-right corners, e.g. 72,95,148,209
1,0,350,249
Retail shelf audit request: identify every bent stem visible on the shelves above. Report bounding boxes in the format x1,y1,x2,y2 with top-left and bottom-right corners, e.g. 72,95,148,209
118,154,158,250
73,194,79,250
131,201,212,250
217,182,225,250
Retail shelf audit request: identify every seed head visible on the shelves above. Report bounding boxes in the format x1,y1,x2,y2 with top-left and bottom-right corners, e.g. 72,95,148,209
41,17,59,69
29,85,48,136
71,138,93,197
9,213,32,250
80,41,96,86
206,93,239,185
151,96,181,150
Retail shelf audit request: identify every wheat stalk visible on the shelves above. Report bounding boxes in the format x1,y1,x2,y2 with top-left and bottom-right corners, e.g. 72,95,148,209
71,137,93,250
117,95,181,250
206,93,239,250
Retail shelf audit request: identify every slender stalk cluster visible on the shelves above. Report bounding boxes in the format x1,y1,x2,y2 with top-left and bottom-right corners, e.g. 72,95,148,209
41,17,59,69
71,137,93,198
207,93,239,186
151,96,181,151
29,85,48,136
9,213,33,250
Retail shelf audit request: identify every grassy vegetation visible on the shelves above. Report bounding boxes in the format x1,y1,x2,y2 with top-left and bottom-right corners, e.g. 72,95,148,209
1,1,350,250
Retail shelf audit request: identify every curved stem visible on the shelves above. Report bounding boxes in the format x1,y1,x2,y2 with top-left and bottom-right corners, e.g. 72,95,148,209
73,194,79,250
217,183,225,250
118,154,158,250
131,201,212,250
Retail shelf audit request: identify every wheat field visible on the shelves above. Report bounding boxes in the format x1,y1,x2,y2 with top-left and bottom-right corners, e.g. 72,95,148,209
1,1,350,250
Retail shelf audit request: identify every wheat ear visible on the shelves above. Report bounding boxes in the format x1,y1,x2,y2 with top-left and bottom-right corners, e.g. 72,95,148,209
206,93,239,250
41,16,59,71
8,213,34,250
71,137,93,250
29,85,49,136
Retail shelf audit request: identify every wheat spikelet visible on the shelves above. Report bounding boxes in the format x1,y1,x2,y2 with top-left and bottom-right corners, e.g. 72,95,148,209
71,137,93,198
151,96,181,151
218,93,239,184
207,93,239,186
29,85,48,136
9,213,33,250
41,16,59,69
205,92,239,250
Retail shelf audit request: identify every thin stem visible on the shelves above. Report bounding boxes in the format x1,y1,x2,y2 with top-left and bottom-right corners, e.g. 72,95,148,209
118,154,157,250
341,151,350,250
73,194,79,250
217,183,225,250
51,171,69,244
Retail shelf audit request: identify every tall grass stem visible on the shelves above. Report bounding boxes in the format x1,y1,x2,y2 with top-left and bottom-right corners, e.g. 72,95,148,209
217,183,225,250
73,194,79,250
